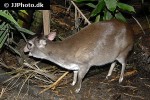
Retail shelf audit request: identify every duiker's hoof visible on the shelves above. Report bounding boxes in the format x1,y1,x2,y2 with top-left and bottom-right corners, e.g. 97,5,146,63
106,76,110,80
71,82,76,86
75,88,80,93
119,77,123,83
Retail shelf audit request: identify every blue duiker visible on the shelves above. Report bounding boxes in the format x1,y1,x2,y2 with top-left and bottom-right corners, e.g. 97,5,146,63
24,19,134,93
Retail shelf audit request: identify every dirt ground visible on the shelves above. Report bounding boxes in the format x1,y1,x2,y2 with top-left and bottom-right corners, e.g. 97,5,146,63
0,5,150,100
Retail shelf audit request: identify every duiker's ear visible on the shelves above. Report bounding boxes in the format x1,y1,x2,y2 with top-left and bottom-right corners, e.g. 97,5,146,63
38,39,46,48
48,32,56,41
39,40,46,45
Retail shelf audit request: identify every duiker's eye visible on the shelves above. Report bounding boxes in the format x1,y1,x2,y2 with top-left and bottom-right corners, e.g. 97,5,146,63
27,41,34,49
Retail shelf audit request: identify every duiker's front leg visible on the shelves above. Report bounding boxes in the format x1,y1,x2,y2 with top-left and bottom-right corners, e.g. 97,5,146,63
71,71,78,86
75,66,90,93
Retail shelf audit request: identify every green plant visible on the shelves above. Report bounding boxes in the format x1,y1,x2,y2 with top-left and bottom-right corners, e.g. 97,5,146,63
0,10,35,56
75,0,135,22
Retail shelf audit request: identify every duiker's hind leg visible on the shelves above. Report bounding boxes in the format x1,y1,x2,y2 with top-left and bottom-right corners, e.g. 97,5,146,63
116,58,126,83
75,66,90,93
106,62,116,79
116,46,132,83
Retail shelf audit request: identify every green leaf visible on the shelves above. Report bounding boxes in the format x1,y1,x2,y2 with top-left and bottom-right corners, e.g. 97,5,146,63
0,23,8,38
0,31,7,43
0,22,6,29
0,35,7,48
86,3,96,8
103,9,112,20
0,11,19,27
5,43,21,56
17,27,35,35
0,11,34,35
104,0,117,12
115,12,126,22
105,11,113,20
91,0,105,17
74,0,96,3
19,10,28,15
20,32,27,42
0,30,8,48
95,15,100,22
117,3,135,13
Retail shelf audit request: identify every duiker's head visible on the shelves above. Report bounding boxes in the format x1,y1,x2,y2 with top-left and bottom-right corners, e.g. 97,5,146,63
24,32,56,59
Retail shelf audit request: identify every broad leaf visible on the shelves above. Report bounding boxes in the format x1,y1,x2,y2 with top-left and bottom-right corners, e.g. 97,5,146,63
115,12,126,22
0,30,8,48
117,3,135,13
0,11,19,26
0,11,35,36
5,43,21,56
86,3,96,8
19,10,28,15
0,22,6,29
104,0,117,12
95,15,100,22
91,0,105,17
105,11,113,20
17,27,35,35
74,0,96,3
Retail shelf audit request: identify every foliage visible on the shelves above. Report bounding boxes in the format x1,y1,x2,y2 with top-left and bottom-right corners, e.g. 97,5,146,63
17,10,29,27
74,0,135,22
0,10,35,56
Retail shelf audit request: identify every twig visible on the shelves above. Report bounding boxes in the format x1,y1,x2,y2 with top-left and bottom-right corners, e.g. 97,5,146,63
109,69,138,82
145,15,150,29
17,73,33,98
34,76,52,84
24,62,56,81
70,1,91,25
144,83,150,88
22,80,30,99
0,61,8,68
39,71,69,94
139,77,149,80
3,73,22,84
70,90,76,99
0,88,6,98
33,70,56,82
6,76,21,91
124,93,145,99
33,61,40,69
132,16,146,34
51,71,69,89
119,85,137,89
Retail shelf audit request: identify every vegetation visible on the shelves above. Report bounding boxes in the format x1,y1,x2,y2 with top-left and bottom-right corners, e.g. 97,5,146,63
0,10,35,56
75,0,135,22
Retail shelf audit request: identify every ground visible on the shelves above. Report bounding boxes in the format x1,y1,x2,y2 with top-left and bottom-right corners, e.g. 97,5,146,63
0,5,150,100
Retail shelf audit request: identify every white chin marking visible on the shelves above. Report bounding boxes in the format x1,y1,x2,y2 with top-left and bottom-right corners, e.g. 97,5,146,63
29,52,32,56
